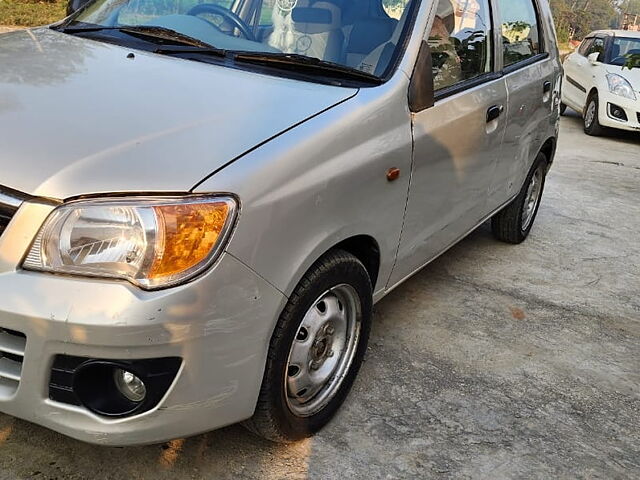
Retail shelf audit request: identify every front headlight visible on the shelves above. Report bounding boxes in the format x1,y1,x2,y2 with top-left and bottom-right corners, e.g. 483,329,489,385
23,195,237,289
606,74,637,100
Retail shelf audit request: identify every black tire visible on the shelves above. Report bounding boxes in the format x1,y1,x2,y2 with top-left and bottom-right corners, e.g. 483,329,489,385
243,249,372,442
492,152,548,244
559,102,567,116
584,93,604,136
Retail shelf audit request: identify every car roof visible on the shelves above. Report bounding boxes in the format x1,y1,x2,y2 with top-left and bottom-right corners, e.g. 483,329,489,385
587,29,640,39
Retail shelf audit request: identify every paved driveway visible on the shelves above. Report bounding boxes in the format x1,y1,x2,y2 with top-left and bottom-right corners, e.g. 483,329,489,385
0,112,638,479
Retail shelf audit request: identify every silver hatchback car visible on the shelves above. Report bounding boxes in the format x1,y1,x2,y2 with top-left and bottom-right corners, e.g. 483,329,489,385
0,0,561,445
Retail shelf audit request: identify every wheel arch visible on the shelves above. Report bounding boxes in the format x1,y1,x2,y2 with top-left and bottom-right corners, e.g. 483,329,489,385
293,234,382,294
539,136,557,168
332,235,381,289
584,87,599,114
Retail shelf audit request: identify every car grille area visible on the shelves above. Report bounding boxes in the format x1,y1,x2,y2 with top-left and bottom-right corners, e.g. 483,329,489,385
0,329,27,397
0,186,28,239
0,204,13,238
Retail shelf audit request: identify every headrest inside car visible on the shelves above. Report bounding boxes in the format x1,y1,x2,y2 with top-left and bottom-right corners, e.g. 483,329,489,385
292,7,333,25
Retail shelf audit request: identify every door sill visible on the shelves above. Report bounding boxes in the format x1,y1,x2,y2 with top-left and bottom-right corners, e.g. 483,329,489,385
373,195,517,304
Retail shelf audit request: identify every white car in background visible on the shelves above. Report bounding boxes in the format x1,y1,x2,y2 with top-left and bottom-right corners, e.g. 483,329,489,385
561,30,640,135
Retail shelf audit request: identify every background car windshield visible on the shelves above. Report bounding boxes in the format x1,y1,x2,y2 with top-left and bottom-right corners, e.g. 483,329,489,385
72,0,416,77
608,37,640,66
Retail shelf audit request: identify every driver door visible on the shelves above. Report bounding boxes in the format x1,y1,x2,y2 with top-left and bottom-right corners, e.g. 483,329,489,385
389,0,508,286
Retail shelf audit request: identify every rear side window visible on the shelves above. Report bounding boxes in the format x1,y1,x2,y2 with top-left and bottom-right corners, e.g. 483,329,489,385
497,0,542,66
427,0,493,91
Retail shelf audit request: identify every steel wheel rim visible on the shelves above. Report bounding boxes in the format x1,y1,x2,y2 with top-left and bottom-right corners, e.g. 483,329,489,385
522,164,544,230
585,100,597,128
285,284,361,417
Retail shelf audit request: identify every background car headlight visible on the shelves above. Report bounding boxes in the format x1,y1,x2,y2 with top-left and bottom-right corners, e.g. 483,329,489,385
23,195,237,289
606,74,637,100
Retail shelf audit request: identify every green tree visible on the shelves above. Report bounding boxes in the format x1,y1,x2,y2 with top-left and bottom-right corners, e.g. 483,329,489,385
551,0,640,42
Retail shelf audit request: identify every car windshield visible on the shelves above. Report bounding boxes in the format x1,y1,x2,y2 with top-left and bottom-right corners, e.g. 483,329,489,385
608,37,640,67
64,0,417,79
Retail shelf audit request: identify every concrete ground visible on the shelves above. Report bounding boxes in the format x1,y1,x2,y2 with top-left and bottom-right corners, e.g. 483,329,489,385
0,112,638,479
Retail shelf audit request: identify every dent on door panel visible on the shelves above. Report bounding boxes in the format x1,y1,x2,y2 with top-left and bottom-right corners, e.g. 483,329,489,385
488,60,557,209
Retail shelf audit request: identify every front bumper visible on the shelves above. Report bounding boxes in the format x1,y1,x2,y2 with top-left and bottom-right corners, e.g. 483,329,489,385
598,92,640,132
0,201,286,445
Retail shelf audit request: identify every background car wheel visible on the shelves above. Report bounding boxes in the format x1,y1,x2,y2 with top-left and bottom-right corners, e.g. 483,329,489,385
559,102,567,116
491,152,548,244
243,249,372,442
584,93,604,136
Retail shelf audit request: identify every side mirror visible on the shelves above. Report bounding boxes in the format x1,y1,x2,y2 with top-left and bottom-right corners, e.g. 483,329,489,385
587,52,600,65
67,0,92,16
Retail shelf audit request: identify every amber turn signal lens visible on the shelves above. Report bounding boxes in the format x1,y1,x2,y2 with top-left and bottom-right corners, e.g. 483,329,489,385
150,202,231,279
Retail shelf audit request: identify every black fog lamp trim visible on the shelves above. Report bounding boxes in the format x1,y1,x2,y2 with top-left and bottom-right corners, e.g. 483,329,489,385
49,355,182,418
608,103,628,122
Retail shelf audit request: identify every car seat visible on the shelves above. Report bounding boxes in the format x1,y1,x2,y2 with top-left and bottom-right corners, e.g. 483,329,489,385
357,3,412,76
268,0,344,63
341,0,398,68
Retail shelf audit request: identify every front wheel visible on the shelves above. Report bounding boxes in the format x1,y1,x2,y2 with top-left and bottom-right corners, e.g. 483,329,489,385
244,250,372,442
492,152,548,244
584,93,604,136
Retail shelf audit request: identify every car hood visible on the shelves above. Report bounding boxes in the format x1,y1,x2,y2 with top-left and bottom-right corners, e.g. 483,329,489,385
0,29,357,199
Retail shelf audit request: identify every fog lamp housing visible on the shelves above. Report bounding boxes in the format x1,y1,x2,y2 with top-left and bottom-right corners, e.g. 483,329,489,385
49,356,182,418
608,103,628,122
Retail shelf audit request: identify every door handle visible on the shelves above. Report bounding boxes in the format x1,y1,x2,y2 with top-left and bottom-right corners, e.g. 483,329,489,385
486,105,504,123
543,81,552,93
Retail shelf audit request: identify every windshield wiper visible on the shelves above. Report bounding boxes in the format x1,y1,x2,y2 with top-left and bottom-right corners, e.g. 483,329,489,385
54,24,382,83
153,45,227,58
56,24,216,50
231,52,383,85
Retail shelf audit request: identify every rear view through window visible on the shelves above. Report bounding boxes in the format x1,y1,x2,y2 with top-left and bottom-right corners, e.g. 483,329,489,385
427,0,492,91
498,0,542,66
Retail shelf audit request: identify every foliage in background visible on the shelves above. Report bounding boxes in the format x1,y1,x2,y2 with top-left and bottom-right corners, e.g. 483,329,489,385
0,0,66,27
623,52,640,68
620,0,640,18
552,0,616,42
553,0,640,44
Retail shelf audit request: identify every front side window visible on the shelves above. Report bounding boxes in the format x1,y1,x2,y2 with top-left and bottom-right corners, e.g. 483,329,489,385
497,0,542,66
61,0,418,82
427,0,492,91
587,37,606,60
578,38,594,57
